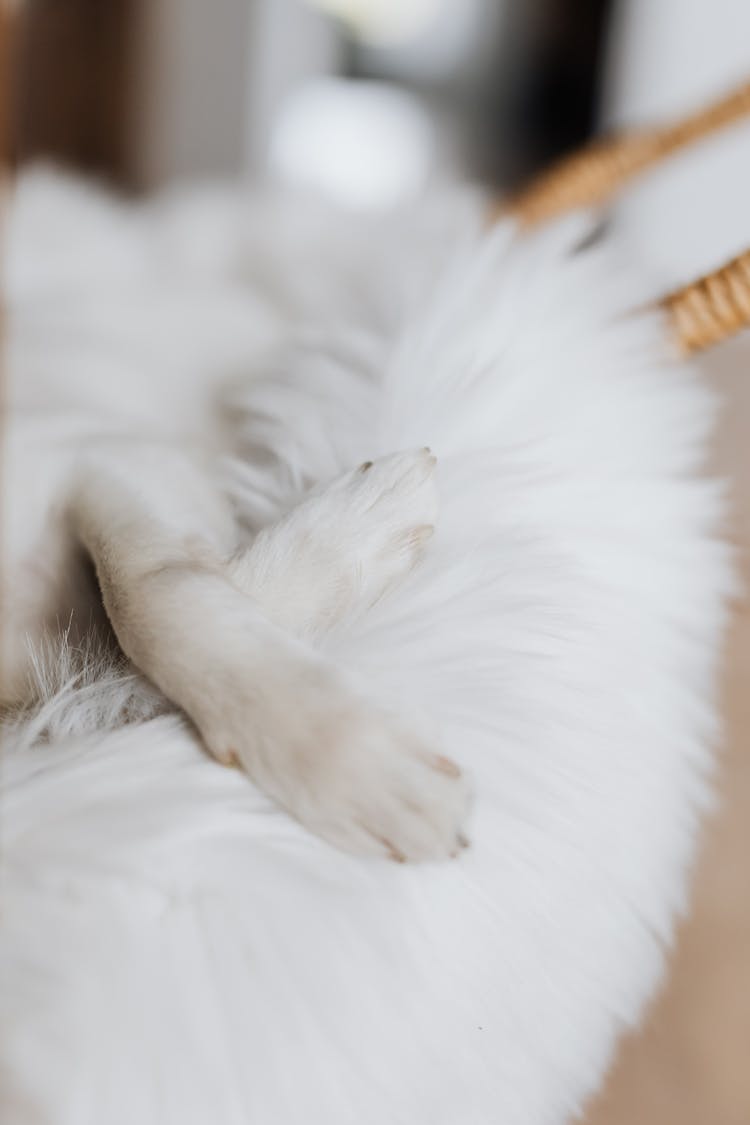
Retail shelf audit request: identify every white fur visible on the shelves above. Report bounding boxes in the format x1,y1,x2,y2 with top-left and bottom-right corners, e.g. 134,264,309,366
1,171,733,1124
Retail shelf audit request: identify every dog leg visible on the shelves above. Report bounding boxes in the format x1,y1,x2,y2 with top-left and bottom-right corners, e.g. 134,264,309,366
71,443,469,861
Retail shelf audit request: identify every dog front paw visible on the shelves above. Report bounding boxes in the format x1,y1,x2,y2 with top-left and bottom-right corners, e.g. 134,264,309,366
208,664,470,863
230,448,439,636
296,701,471,862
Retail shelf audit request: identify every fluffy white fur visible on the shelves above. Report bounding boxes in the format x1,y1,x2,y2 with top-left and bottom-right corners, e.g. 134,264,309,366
1,171,733,1124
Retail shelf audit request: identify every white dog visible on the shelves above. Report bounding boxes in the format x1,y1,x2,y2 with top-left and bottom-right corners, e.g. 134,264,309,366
3,171,472,863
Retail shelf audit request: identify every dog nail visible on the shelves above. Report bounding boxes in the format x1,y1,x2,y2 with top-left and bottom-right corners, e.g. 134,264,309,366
433,754,461,778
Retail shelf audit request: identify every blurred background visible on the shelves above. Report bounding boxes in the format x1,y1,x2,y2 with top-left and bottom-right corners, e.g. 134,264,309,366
5,0,615,201
2,1,750,1123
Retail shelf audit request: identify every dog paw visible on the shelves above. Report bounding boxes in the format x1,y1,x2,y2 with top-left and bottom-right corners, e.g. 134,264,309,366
324,447,438,595
211,666,470,862
299,702,471,862
231,448,439,635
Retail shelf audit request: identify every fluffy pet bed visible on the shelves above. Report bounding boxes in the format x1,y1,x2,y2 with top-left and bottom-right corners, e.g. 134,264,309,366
1,172,732,1125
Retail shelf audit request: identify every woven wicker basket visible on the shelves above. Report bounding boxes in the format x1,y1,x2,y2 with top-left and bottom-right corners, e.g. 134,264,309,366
503,79,750,356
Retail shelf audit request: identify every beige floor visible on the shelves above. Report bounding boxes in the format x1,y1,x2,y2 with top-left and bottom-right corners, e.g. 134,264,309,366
584,340,750,1125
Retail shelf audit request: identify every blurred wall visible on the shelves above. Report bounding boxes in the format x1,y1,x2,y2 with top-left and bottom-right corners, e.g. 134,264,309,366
604,0,750,288
9,0,138,182
605,0,750,122
7,0,614,194
133,0,252,186
243,0,339,173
